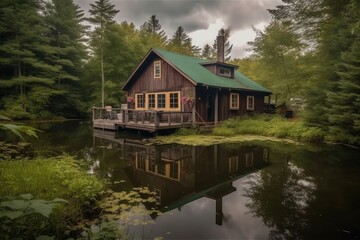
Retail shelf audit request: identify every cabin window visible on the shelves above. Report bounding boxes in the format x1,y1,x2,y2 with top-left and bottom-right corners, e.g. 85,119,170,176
230,93,239,110
246,152,254,167
169,162,180,180
135,93,145,109
148,158,156,173
247,96,254,110
219,67,231,77
148,94,155,109
169,92,179,109
158,163,166,176
229,156,239,173
154,61,161,79
157,93,166,108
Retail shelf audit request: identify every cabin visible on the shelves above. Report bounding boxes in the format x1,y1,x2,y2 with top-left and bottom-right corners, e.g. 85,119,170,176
93,36,271,132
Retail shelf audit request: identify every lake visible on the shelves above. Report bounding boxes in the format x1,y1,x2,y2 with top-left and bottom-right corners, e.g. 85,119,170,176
30,121,360,239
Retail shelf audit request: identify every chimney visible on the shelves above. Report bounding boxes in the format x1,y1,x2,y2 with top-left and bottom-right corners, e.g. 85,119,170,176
217,35,225,63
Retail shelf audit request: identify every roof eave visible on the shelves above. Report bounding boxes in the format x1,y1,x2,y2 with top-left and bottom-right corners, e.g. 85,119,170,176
153,49,197,86
121,48,154,91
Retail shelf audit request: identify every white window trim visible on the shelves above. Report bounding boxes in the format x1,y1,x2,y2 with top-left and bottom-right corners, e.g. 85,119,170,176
154,61,161,79
247,96,254,111
230,93,239,110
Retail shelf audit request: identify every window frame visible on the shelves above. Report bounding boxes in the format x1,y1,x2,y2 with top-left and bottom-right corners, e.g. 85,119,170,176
228,156,239,173
246,152,254,167
147,93,156,109
230,93,239,110
169,92,179,110
154,61,161,79
247,96,254,111
157,93,166,109
135,93,145,110
219,67,231,77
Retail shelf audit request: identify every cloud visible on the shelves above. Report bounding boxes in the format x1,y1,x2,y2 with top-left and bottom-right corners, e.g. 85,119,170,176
74,0,282,57
76,0,280,33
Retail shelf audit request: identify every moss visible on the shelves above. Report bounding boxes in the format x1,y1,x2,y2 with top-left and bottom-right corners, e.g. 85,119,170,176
154,115,329,146
154,134,297,146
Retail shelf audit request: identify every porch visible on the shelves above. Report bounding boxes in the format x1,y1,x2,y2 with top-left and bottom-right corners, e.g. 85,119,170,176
92,107,193,132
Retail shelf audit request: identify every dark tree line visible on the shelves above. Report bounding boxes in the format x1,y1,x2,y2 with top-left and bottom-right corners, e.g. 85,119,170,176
0,0,232,120
232,0,360,144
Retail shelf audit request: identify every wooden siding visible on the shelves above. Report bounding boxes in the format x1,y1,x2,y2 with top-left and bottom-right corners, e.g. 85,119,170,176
203,64,234,79
126,56,195,112
196,87,267,122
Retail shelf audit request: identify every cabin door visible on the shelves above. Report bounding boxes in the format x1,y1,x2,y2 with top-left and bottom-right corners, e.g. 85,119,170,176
207,94,215,122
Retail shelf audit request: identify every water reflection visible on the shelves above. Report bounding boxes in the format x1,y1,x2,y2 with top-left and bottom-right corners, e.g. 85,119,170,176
92,129,270,227
28,123,360,239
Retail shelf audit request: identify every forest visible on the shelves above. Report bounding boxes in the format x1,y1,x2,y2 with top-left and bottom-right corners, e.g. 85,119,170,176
0,0,359,143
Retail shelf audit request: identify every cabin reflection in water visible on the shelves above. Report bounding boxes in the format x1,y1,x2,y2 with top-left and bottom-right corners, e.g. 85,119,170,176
92,129,270,225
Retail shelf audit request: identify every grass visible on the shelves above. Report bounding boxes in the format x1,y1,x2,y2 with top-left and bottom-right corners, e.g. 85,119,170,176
154,115,327,146
213,115,326,143
0,155,105,238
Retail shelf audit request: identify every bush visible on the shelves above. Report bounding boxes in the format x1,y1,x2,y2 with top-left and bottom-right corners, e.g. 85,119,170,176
0,155,105,238
213,115,326,143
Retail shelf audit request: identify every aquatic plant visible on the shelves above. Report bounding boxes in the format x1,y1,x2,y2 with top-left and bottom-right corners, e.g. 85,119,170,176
0,155,105,238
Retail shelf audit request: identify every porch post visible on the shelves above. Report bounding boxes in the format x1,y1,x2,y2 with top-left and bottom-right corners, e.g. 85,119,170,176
192,105,196,127
214,90,219,125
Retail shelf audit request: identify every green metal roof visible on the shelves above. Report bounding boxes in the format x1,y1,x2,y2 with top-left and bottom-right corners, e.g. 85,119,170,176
153,48,271,93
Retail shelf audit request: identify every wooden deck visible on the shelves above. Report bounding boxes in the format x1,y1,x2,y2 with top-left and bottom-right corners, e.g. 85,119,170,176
92,107,193,132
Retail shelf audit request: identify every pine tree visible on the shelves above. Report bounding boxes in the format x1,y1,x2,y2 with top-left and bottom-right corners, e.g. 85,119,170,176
327,38,360,139
44,0,87,85
140,15,167,49
42,0,88,117
88,0,119,107
0,0,59,117
201,44,212,60
326,1,360,142
168,26,200,56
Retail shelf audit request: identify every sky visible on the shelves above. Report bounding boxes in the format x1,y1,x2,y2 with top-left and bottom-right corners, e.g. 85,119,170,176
75,0,283,58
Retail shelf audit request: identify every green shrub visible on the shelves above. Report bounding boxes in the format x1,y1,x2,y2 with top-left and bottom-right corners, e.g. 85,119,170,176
174,127,198,136
213,115,326,143
0,155,105,238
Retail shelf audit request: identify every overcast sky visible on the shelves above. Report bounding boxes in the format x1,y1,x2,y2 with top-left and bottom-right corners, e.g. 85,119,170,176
75,0,283,58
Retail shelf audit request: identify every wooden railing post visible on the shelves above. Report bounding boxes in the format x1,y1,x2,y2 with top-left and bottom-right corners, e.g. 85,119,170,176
121,109,125,123
155,111,160,127
168,113,171,126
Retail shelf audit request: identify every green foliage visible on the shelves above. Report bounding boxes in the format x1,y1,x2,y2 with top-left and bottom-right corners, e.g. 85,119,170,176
0,114,40,140
0,0,89,120
0,194,68,220
168,26,200,56
173,127,198,136
0,155,105,238
0,194,68,239
213,115,326,143
247,21,306,104
99,187,160,224
82,221,129,240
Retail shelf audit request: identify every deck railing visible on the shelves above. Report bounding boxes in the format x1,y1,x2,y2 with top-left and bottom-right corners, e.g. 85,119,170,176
93,107,192,126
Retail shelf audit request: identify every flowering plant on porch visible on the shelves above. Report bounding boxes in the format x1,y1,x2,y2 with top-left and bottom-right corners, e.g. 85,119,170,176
181,97,194,107
127,96,134,103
